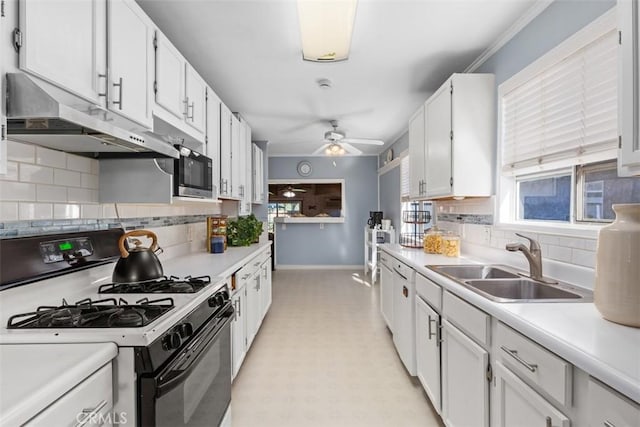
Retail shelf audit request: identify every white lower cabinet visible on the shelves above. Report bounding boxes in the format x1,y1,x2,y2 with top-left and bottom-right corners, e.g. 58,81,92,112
415,296,441,414
231,283,247,380
231,250,272,379
588,377,640,427
441,318,489,427
493,361,570,427
379,256,394,331
26,363,113,426
260,258,272,318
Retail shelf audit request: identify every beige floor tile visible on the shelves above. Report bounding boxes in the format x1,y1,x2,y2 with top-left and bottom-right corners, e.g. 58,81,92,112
231,269,443,427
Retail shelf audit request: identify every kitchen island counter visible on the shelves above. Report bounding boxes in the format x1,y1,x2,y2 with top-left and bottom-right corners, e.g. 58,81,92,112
379,244,640,404
0,342,118,426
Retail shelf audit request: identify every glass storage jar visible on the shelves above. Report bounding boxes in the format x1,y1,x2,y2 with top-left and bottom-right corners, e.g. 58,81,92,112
424,227,443,254
442,232,460,257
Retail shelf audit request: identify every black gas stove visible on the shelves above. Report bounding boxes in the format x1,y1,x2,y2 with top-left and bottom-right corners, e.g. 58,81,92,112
98,275,211,294
6,297,175,329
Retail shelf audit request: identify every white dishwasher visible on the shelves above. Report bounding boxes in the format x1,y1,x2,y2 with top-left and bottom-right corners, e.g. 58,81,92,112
392,258,417,375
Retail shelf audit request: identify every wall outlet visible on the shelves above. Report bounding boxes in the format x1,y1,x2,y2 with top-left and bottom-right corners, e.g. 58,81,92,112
482,226,492,245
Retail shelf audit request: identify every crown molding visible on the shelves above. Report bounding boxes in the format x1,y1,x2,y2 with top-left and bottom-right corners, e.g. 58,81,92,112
465,0,555,72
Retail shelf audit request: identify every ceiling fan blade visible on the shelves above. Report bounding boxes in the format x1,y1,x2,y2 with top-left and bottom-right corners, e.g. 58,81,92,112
291,188,307,192
313,143,330,155
340,138,385,146
341,143,363,155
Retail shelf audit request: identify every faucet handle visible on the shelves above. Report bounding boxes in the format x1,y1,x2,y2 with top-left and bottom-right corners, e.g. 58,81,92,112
515,233,541,251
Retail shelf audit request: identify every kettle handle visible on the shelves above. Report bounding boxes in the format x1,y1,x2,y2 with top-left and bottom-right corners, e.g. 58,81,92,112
118,230,159,258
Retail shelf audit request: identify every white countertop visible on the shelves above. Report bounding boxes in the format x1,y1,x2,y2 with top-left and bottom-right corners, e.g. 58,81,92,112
0,342,118,426
379,244,640,404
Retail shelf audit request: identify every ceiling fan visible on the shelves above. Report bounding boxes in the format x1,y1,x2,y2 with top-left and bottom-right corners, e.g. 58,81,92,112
313,120,384,155
281,185,307,198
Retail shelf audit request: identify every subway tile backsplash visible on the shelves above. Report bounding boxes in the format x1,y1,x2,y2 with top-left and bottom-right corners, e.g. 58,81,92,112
0,141,222,237
436,197,598,270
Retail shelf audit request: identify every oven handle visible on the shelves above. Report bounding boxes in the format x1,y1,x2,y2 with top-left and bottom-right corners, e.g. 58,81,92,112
156,306,233,398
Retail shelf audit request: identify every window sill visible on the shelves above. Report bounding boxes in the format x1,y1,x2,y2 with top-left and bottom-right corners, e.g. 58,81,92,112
494,221,601,240
273,217,345,224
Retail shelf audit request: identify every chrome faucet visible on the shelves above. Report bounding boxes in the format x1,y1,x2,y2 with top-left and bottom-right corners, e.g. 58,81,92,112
506,233,556,284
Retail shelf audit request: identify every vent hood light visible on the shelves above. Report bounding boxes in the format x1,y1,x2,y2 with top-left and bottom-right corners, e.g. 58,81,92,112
297,0,358,62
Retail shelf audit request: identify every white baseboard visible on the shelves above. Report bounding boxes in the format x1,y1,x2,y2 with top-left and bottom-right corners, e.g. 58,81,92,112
275,264,364,270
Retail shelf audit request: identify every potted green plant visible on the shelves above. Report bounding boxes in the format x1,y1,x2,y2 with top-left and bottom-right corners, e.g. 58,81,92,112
227,214,263,246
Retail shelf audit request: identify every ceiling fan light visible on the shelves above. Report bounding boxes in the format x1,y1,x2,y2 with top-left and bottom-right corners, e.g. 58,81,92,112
326,143,344,156
297,0,358,62
283,190,296,198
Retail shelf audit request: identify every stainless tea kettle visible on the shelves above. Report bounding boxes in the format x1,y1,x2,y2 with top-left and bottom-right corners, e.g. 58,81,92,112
112,230,164,283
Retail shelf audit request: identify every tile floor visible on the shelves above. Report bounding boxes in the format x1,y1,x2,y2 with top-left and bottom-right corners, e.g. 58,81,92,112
231,269,443,427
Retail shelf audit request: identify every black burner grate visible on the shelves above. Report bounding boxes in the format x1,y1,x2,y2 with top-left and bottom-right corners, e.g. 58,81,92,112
98,275,211,294
7,297,174,329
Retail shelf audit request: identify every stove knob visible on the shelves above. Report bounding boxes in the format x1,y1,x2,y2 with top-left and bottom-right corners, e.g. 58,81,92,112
208,294,224,308
221,290,230,301
177,322,193,338
162,332,182,351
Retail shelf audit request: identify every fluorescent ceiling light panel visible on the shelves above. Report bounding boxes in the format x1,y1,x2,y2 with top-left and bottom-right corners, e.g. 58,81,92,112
297,0,358,62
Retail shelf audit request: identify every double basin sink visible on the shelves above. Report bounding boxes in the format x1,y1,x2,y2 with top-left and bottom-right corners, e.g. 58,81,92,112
428,265,593,303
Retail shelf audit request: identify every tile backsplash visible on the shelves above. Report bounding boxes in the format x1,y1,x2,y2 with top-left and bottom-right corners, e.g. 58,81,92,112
0,140,222,235
436,197,598,270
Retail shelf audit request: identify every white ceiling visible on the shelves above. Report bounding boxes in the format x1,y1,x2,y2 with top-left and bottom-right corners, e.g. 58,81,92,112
137,0,537,157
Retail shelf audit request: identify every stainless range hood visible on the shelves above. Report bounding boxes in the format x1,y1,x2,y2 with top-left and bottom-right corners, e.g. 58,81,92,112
6,73,179,159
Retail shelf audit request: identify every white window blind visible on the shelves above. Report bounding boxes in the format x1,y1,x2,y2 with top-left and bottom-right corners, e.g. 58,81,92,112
501,28,618,174
400,155,410,199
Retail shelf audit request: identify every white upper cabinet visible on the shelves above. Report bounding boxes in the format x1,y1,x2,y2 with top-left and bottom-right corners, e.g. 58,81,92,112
1,0,6,174
18,0,107,104
252,144,264,204
206,88,221,196
153,31,205,142
618,0,640,176
424,73,495,199
425,83,452,198
185,65,207,134
219,104,232,198
230,114,243,200
107,0,153,128
409,105,427,198
154,31,185,120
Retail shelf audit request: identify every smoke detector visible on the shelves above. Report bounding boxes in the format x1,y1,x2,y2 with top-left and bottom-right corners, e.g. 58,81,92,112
317,78,333,89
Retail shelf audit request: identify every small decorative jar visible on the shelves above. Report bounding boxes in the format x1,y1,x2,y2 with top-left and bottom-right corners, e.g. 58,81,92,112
442,232,461,257
424,227,443,254
594,203,640,328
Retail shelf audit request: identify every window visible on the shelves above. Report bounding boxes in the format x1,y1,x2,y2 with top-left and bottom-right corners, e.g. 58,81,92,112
267,202,302,232
577,161,640,222
497,10,640,228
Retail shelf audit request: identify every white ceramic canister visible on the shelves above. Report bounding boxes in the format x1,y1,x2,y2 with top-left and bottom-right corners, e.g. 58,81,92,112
594,203,640,327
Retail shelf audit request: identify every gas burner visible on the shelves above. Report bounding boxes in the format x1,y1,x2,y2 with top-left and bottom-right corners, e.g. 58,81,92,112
7,297,174,329
98,275,211,294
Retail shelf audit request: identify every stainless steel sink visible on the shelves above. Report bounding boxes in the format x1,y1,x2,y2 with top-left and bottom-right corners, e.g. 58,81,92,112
431,265,519,280
426,264,593,303
464,279,590,302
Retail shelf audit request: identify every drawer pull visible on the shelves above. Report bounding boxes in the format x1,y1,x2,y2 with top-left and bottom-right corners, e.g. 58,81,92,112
546,416,552,427
603,422,616,427
500,345,538,372
75,400,107,427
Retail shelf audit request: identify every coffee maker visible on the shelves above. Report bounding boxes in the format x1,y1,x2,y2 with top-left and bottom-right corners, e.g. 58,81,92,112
368,211,383,229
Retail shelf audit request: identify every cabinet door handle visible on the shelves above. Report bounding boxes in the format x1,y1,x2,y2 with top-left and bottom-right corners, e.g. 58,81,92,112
112,77,123,110
188,101,195,121
98,73,108,99
603,422,616,427
500,345,538,372
546,416,552,427
234,298,241,319
75,400,108,427
428,315,438,340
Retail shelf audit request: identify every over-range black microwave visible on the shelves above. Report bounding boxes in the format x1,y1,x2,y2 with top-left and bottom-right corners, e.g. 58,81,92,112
158,146,213,198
